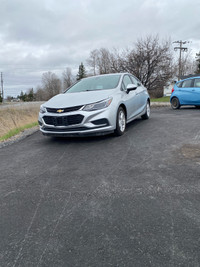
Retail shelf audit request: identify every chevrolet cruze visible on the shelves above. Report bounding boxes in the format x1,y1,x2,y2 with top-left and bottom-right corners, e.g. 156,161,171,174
38,73,150,137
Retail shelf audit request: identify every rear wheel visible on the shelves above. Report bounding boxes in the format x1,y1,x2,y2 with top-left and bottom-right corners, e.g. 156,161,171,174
141,101,150,120
171,97,180,109
115,107,126,136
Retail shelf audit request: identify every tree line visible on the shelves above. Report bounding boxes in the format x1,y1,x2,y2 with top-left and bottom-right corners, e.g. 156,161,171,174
11,35,200,102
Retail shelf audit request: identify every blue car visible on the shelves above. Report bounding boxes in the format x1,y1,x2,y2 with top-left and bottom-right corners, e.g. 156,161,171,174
170,76,200,109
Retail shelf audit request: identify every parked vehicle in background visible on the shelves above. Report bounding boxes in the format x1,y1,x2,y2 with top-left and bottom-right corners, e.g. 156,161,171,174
38,73,150,137
170,76,200,109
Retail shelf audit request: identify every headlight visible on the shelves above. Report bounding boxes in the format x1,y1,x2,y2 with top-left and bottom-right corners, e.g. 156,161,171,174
40,105,47,114
83,97,113,111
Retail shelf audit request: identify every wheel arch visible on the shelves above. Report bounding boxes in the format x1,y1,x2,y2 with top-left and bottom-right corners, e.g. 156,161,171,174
119,104,127,119
170,96,181,109
170,96,179,103
114,104,127,136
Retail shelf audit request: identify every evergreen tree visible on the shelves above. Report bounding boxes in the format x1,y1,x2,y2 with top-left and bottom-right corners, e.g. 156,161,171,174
27,88,35,101
77,62,86,81
18,91,27,101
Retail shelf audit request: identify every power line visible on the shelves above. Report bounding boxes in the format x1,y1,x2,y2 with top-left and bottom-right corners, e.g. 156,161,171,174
173,40,190,80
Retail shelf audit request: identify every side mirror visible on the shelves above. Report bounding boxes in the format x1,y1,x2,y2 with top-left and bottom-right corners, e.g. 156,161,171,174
126,84,137,93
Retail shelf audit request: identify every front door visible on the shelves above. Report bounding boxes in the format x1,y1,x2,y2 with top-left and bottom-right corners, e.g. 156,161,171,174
121,75,139,120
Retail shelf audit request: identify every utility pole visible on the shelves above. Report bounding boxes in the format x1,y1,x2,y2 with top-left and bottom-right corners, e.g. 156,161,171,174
173,40,189,80
1,72,3,102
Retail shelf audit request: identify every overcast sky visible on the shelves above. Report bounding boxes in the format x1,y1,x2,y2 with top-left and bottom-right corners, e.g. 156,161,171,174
0,0,200,97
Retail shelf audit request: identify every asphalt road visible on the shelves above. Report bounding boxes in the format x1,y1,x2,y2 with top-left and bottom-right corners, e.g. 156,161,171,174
0,107,200,267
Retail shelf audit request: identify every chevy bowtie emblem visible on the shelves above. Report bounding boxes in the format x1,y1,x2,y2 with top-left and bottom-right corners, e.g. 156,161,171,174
57,109,64,113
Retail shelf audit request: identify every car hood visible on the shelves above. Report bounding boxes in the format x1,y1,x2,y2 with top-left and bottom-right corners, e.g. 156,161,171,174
44,89,116,108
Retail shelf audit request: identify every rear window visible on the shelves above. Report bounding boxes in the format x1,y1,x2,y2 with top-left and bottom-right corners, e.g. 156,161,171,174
176,82,182,88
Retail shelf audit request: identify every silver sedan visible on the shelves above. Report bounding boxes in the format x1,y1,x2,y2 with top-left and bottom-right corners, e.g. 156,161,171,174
38,73,150,137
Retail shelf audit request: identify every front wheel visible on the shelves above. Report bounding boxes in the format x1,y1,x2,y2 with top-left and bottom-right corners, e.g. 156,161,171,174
115,107,126,136
171,97,180,109
141,101,150,120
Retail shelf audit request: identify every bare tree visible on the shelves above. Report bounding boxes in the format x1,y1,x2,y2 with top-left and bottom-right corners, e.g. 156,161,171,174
62,67,74,90
196,51,200,74
42,71,62,99
35,86,46,101
180,52,196,76
136,37,171,87
97,48,112,74
109,48,127,73
86,35,174,97
87,48,116,75
86,49,99,75
117,36,174,97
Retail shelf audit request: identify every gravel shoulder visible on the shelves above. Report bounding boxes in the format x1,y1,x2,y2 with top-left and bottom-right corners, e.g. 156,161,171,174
0,126,39,149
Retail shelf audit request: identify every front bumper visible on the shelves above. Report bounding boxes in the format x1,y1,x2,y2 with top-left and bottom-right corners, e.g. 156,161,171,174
38,108,116,137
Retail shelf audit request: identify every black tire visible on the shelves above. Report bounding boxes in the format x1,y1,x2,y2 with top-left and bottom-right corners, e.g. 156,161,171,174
195,105,200,109
141,101,150,120
171,97,180,109
115,107,126,136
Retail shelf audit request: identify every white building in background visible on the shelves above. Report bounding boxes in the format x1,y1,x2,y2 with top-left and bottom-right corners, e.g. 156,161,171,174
164,77,178,96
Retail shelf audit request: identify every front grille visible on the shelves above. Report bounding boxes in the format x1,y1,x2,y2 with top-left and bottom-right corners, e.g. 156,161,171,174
43,127,88,132
43,115,84,126
46,105,83,113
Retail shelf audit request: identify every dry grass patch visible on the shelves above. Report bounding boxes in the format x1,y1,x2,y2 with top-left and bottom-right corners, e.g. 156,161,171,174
0,105,40,139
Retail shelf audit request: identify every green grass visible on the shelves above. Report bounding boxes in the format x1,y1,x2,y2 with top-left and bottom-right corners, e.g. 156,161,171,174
151,96,170,102
0,122,38,142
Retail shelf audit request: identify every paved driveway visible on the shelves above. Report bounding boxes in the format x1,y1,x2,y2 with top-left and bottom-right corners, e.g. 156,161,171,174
0,107,200,267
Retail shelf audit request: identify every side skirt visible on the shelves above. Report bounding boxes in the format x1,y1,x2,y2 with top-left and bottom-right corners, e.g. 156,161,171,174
126,106,146,124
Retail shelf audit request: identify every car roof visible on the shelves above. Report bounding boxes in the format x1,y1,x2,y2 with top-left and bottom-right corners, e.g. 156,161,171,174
82,73,132,79
177,76,200,83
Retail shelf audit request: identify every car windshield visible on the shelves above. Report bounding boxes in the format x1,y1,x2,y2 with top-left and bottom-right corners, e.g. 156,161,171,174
66,75,121,93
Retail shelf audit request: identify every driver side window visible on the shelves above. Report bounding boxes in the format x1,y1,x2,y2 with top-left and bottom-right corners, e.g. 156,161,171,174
122,75,132,91
130,75,138,85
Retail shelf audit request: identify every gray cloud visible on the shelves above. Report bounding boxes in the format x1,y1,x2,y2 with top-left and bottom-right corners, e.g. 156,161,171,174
0,0,200,97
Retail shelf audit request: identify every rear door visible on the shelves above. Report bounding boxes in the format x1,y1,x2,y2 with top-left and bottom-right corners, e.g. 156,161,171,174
130,75,146,113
